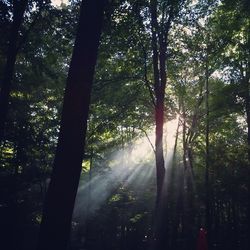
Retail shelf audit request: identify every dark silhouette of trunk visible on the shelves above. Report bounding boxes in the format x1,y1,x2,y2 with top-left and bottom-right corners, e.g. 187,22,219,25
205,56,211,245
173,117,180,157
0,0,28,144
150,0,166,207
37,1,105,250
0,3,28,247
182,100,187,170
245,65,250,250
187,146,194,170
150,1,174,249
150,5,166,248
247,79,250,157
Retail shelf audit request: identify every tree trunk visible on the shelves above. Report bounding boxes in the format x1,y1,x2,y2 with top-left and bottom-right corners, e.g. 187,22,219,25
36,1,105,250
150,0,166,209
173,117,180,157
155,95,166,204
182,100,187,170
205,56,211,244
247,80,250,162
245,71,250,250
150,0,175,249
0,0,28,144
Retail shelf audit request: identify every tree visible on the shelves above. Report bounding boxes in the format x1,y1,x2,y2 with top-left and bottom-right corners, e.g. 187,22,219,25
37,1,106,250
0,0,28,144
148,0,185,248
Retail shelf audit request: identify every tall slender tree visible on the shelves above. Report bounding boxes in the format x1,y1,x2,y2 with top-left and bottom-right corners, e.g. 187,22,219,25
205,47,211,245
0,0,28,144
150,0,173,208
37,1,106,250
149,0,184,249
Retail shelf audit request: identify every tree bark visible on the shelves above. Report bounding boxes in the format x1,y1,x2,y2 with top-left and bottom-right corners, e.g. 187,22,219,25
150,1,174,249
36,1,105,250
150,13,166,246
205,55,211,244
0,0,28,145
245,64,250,250
182,99,187,170
150,0,166,210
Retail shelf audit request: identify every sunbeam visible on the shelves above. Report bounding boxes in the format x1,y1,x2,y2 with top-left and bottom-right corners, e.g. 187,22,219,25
73,117,179,219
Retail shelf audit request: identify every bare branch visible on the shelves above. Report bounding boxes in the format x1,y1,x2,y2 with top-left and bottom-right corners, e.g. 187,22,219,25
140,127,156,154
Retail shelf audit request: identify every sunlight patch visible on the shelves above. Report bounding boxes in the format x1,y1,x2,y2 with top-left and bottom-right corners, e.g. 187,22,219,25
51,0,69,7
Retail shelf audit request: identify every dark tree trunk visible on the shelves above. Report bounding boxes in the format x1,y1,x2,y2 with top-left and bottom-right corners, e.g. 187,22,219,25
182,101,187,170
245,70,250,250
36,1,105,250
155,96,166,204
247,81,250,164
150,0,166,208
173,117,180,157
245,79,250,161
239,39,250,247
205,57,211,244
0,0,28,144
150,1,174,249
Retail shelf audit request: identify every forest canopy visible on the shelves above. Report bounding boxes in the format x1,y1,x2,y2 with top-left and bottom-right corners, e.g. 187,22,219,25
0,0,249,250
